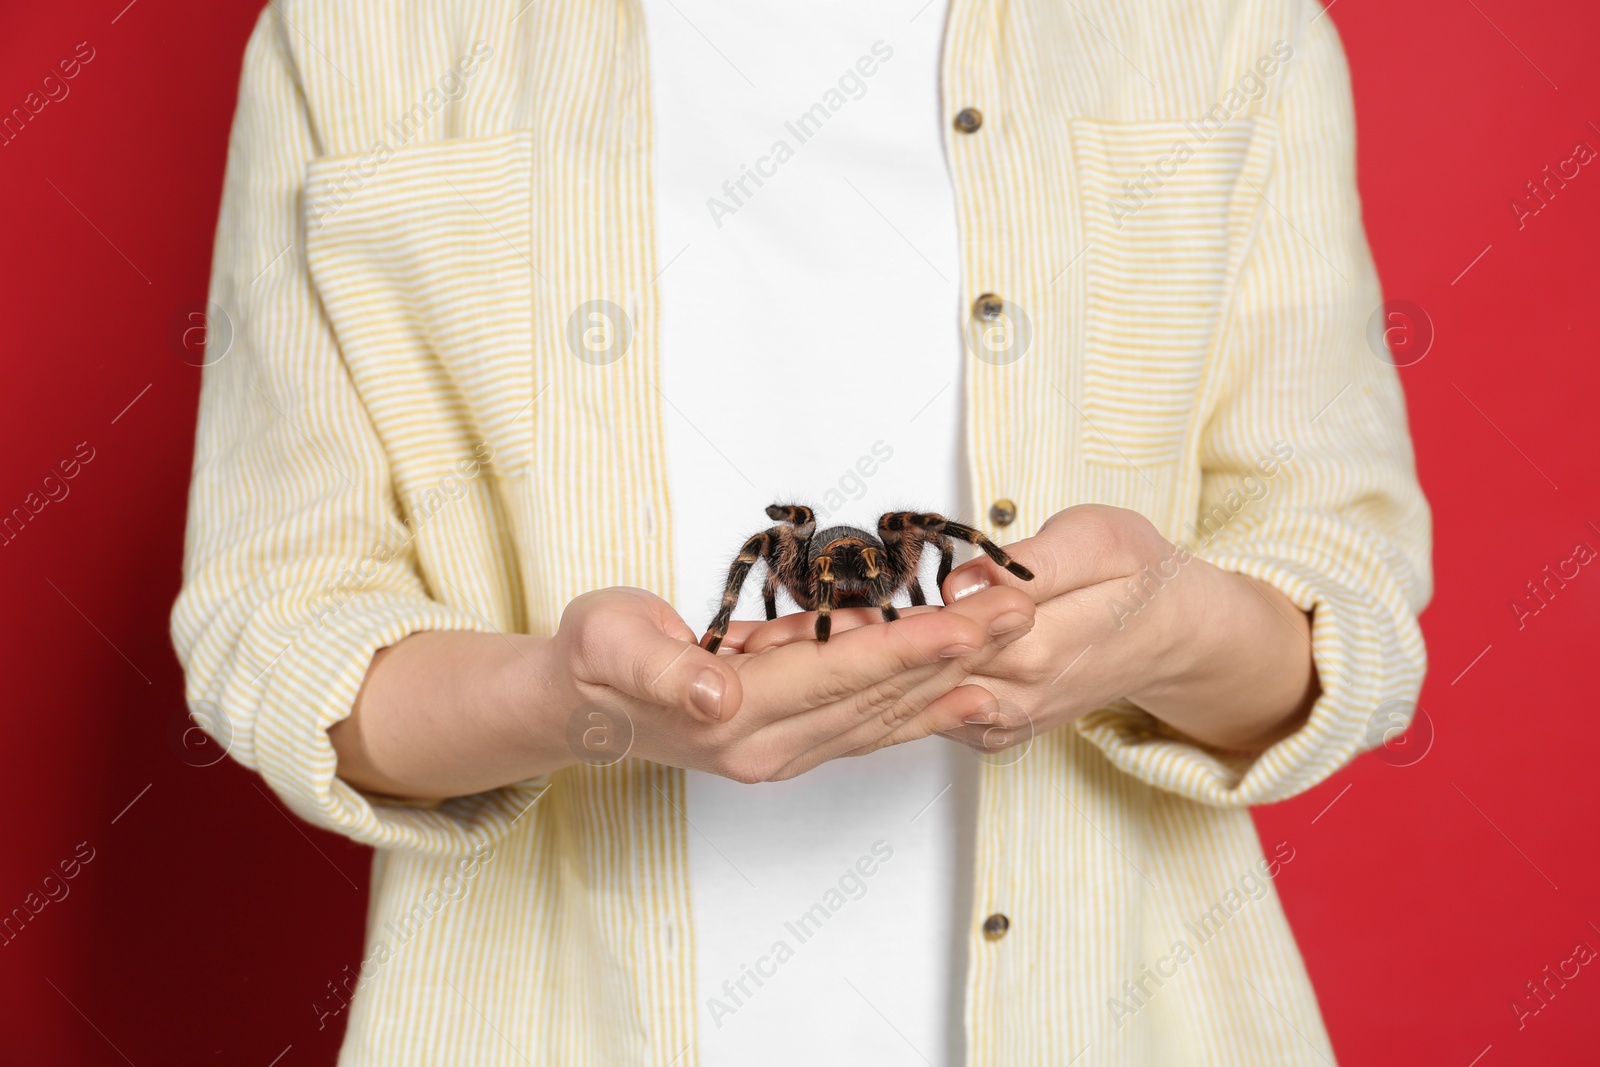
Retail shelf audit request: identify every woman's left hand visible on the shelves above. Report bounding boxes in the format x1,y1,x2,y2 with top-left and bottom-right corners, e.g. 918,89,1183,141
738,504,1319,756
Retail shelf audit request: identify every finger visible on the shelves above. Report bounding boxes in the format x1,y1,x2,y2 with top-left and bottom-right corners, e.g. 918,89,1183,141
757,661,957,780
739,580,1043,713
650,599,701,645
827,682,1002,764
938,582,1036,645
716,604,920,653
583,608,745,724
926,684,1035,754
710,618,770,655
941,504,1155,605
760,634,994,751
733,608,985,715
741,606,933,654
941,532,1066,605
744,590,1034,764
745,581,1035,657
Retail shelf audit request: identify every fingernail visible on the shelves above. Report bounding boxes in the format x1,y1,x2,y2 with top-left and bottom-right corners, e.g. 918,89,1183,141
989,612,1030,636
951,578,990,601
691,670,724,719
939,644,979,659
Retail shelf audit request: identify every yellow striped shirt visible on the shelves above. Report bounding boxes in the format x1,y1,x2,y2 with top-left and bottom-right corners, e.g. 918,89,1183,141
170,0,1431,1062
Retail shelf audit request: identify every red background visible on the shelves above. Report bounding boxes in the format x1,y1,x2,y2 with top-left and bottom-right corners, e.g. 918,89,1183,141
2,1,1597,1064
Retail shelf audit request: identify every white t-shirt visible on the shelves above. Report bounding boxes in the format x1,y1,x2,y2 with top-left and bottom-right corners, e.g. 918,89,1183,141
641,1,973,1063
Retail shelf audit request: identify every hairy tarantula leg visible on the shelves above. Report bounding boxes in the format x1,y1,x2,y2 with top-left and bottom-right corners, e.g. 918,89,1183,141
934,536,955,591
765,504,816,537
762,567,780,621
872,515,935,606
905,513,1035,582
878,601,900,622
815,555,835,643
701,530,775,653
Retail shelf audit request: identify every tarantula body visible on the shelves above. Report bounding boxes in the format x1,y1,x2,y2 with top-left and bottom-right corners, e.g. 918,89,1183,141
699,504,1035,653
801,524,914,608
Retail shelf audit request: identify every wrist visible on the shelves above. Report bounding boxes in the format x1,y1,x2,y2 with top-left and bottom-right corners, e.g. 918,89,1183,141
487,631,583,778
1125,559,1318,751
1123,547,1226,708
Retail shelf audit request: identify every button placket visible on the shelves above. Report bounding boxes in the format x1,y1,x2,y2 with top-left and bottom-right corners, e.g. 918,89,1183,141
947,0,1020,997
946,4,1018,547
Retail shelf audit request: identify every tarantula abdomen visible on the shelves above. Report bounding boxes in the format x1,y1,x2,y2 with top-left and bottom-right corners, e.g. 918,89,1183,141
698,503,1034,653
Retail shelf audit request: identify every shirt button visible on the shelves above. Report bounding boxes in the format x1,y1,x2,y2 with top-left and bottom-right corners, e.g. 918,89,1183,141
973,293,1005,321
953,107,983,133
982,913,1010,941
989,499,1017,527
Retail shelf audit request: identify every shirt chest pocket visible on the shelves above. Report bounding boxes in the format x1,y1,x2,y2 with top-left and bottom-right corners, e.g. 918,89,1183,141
301,131,540,483
1068,117,1277,469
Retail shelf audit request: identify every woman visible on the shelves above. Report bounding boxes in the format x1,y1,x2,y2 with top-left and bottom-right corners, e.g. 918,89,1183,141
172,0,1430,1062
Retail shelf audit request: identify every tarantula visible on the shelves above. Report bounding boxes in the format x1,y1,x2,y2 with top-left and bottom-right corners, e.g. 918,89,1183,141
699,504,1035,653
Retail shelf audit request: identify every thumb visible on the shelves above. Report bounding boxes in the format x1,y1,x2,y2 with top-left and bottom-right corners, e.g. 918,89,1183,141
621,624,744,724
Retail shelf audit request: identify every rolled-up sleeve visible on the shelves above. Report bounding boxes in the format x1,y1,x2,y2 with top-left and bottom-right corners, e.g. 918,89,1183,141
1074,4,1433,807
169,9,545,855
